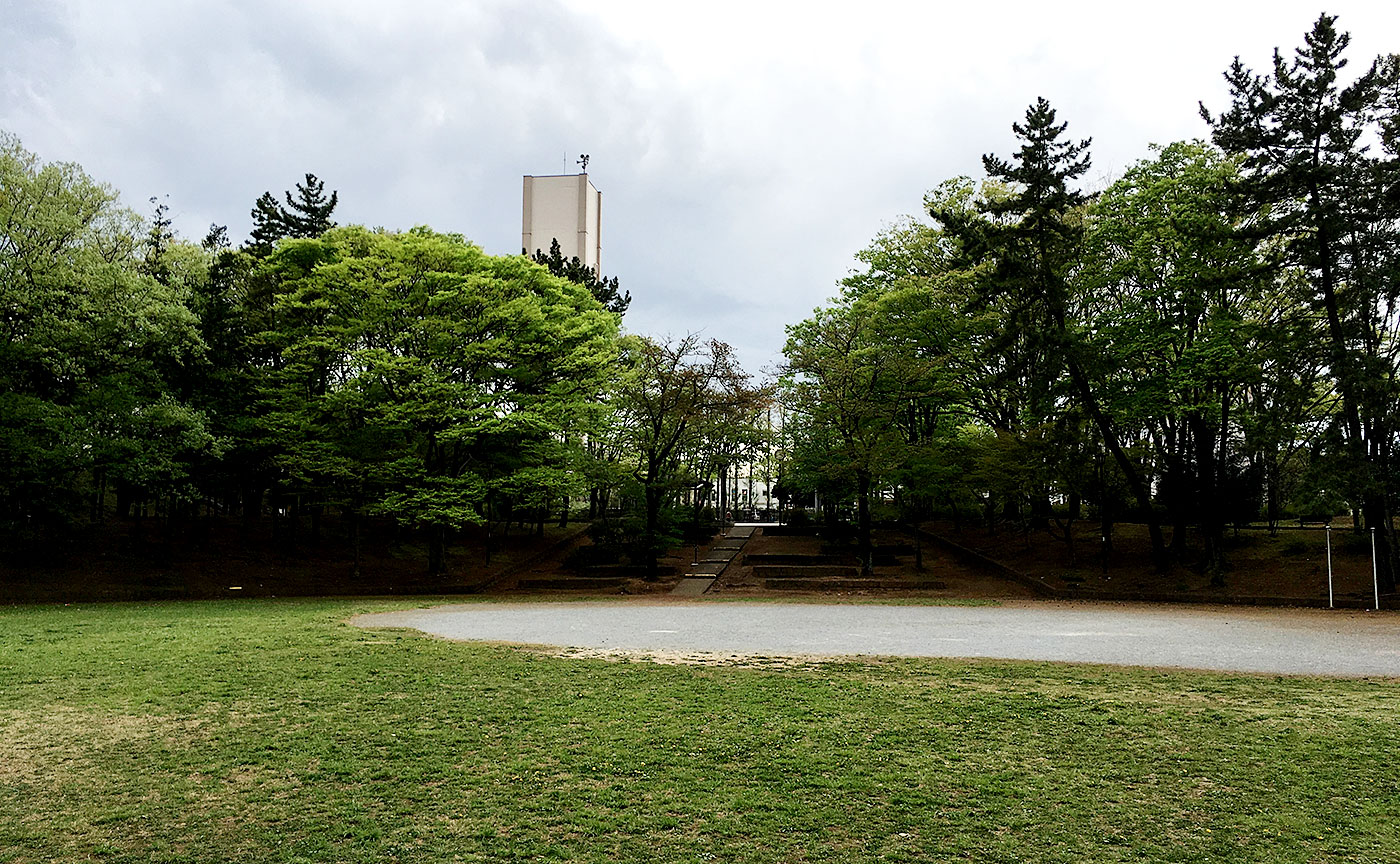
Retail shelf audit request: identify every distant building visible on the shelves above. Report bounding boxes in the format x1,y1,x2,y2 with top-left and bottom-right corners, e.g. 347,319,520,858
521,173,602,272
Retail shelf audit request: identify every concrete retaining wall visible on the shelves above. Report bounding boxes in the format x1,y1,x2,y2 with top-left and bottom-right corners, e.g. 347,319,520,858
755,565,861,579
764,578,948,591
743,553,849,566
517,577,627,590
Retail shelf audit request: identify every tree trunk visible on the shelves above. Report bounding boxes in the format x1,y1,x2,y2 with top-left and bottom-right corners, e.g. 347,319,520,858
241,485,262,540
718,463,728,524
644,484,663,580
1362,493,1396,594
1030,492,1051,531
1310,191,1394,592
90,470,106,523
1064,353,1167,571
1190,414,1225,584
856,470,872,577
427,524,445,577
349,508,362,580
1264,447,1281,534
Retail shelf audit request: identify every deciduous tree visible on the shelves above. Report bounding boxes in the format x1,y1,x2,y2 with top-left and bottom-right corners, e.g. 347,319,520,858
612,334,763,578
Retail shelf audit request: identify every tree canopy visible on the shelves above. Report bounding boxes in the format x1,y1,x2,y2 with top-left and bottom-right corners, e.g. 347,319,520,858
246,173,339,256
782,13,1400,587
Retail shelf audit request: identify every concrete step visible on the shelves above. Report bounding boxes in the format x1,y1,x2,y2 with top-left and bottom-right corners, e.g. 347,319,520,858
670,578,715,597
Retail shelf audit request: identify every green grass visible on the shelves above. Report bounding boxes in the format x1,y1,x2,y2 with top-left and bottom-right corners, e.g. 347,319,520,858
2,598,1398,862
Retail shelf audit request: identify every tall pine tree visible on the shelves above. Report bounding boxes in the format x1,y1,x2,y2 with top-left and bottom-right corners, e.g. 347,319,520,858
246,173,338,256
1202,13,1400,591
530,237,631,316
933,98,1169,568
281,173,338,238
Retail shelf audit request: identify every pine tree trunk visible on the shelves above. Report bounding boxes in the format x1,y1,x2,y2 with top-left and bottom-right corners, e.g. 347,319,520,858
856,470,872,578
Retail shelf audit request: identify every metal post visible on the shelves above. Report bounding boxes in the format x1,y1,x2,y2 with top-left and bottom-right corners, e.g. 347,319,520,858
1326,524,1334,609
1372,528,1380,611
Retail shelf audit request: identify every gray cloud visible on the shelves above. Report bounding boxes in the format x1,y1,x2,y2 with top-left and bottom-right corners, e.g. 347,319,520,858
4,0,1398,376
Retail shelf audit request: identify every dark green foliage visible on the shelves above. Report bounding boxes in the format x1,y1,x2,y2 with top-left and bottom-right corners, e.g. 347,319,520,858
785,15,1400,585
530,236,631,316
279,172,338,237
245,191,286,255
935,99,1166,566
245,173,338,256
611,334,765,577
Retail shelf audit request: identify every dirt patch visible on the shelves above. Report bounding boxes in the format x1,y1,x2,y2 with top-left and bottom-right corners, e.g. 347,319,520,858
542,645,831,669
0,706,207,785
926,518,1388,604
8,514,1382,608
491,530,712,597
0,518,596,603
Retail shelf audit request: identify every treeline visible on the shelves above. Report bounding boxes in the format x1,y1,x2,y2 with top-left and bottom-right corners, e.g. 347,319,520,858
781,14,1400,589
0,137,764,579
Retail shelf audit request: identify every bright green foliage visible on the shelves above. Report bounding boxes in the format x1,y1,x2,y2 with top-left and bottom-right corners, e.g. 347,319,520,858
262,227,619,574
786,176,1073,543
0,132,213,527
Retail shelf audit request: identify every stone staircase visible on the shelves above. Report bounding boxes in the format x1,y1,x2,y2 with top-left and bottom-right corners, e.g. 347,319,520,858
670,525,757,596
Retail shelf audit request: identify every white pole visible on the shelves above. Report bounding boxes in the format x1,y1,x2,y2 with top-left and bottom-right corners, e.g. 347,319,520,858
1372,527,1380,611
1327,524,1334,609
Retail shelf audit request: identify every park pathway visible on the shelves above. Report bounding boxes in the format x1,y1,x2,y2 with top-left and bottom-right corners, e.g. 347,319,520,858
669,524,759,597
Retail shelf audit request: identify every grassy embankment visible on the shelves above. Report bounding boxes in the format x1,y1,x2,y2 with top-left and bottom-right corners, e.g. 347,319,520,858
2,598,1398,862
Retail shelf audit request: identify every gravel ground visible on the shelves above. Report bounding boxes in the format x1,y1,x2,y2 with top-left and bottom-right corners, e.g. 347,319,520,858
354,599,1400,677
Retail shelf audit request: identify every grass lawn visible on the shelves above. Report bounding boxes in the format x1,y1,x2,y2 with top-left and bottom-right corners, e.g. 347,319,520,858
2,598,1398,862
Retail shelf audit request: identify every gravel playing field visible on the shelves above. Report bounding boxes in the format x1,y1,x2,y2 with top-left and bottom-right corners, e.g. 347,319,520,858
355,599,1400,677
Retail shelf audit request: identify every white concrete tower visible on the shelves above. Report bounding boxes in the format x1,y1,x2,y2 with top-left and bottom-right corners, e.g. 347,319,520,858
521,172,602,272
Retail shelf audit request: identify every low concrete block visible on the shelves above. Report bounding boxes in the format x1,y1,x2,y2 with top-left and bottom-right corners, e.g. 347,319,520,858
763,578,948,591
754,565,861,579
743,553,850,566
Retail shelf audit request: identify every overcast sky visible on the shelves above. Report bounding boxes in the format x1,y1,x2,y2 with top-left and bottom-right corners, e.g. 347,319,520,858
4,1,1398,377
